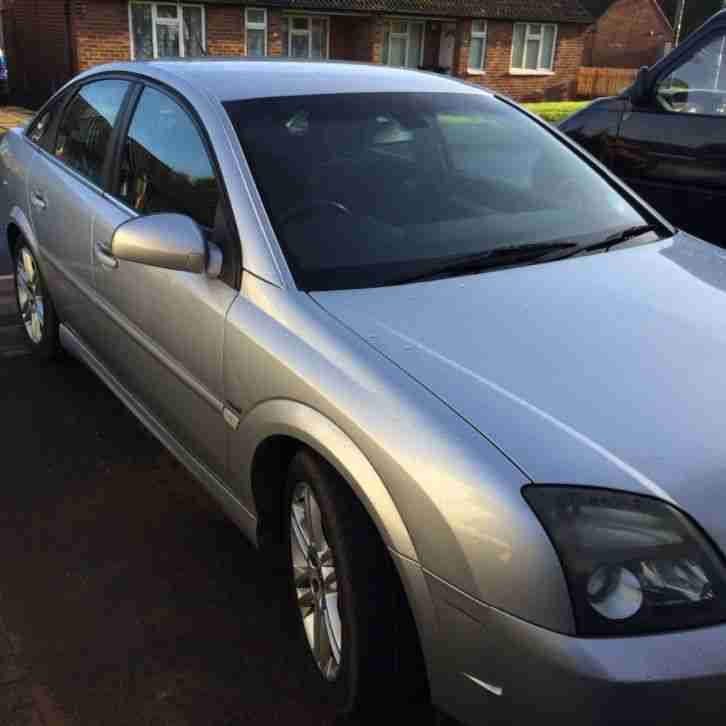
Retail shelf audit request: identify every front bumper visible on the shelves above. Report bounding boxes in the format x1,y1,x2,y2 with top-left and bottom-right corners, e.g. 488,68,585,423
426,574,726,725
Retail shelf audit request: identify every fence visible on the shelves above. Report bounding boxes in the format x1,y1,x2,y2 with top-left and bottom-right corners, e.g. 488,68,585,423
577,67,638,99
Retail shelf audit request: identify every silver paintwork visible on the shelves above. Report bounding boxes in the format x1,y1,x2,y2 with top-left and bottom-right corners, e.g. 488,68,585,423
3,59,726,725
290,481,342,681
111,213,208,274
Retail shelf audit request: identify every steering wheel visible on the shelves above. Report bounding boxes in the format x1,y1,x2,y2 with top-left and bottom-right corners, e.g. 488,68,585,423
280,200,352,226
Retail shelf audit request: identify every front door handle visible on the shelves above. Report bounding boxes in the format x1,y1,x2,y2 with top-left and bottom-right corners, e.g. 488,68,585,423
95,242,118,270
30,191,47,210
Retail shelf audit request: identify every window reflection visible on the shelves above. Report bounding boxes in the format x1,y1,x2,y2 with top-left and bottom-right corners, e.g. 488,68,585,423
117,87,219,229
54,80,129,186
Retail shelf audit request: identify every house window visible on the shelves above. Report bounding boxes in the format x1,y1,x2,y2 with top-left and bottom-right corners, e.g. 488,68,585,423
129,2,206,60
468,19,487,72
280,15,329,59
245,8,267,57
382,20,424,68
511,23,557,73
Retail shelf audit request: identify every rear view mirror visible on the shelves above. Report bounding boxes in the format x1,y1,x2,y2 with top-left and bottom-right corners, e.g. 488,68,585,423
111,213,221,277
628,66,651,105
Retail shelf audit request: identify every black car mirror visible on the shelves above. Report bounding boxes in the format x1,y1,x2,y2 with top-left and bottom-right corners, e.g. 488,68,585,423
628,66,651,105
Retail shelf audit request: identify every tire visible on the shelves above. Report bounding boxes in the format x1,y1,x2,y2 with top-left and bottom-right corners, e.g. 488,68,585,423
13,241,60,359
282,448,427,716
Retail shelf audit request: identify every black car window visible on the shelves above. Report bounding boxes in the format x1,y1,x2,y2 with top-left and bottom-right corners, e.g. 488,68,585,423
116,86,219,230
657,33,726,115
53,80,130,187
224,92,647,291
27,93,67,152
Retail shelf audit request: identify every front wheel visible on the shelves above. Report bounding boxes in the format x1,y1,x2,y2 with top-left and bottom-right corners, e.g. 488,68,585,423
14,242,60,359
282,449,427,715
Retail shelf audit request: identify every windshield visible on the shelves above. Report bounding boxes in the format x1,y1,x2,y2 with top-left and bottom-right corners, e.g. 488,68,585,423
224,92,647,290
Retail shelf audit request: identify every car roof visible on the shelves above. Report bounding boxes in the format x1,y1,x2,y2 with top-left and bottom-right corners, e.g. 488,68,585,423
79,58,487,102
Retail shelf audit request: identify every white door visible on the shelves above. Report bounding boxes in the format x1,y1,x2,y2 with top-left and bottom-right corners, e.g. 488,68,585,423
439,23,456,71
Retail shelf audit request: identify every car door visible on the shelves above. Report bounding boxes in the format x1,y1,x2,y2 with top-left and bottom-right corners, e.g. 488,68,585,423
613,29,726,246
91,83,238,480
27,78,132,344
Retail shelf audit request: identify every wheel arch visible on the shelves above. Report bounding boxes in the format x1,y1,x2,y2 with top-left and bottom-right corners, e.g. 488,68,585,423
243,400,434,695
243,399,419,564
7,206,38,259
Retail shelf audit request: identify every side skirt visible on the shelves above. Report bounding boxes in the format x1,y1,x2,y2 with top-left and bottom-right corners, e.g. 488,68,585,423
59,323,259,545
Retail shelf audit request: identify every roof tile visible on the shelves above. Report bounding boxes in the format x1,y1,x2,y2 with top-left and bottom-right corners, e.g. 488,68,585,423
253,0,592,23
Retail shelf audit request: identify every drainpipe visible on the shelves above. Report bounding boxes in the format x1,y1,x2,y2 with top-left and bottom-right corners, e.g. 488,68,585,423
673,0,686,46
64,0,78,79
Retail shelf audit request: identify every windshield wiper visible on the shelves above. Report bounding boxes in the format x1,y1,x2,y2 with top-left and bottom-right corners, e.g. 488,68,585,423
388,242,579,286
563,224,662,259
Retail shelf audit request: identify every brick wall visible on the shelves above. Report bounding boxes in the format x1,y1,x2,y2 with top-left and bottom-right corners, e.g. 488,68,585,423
266,9,283,57
453,19,586,102
5,0,588,107
587,0,673,68
72,0,130,72
3,0,72,106
74,1,244,70
207,4,243,56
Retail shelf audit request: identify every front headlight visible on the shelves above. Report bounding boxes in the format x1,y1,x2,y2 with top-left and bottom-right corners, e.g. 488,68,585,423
524,486,726,636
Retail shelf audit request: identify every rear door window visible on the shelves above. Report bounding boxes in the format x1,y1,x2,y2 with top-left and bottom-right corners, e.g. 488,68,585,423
53,79,130,187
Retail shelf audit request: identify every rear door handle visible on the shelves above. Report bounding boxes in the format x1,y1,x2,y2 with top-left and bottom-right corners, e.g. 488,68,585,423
95,242,118,270
30,191,46,210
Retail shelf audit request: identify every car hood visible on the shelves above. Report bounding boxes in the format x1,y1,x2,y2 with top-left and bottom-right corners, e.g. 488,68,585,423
312,233,726,549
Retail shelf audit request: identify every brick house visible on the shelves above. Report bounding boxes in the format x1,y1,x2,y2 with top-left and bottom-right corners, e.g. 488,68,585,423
2,0,592,107
581,0,674,67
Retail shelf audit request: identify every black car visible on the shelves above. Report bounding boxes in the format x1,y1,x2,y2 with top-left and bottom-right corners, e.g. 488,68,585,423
561,10,726,247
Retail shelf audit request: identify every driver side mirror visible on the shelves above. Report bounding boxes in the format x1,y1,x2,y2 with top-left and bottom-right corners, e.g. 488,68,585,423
111,213,222,277
627,66,651,105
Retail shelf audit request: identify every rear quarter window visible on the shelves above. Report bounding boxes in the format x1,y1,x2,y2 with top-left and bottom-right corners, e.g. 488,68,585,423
27,95,66,152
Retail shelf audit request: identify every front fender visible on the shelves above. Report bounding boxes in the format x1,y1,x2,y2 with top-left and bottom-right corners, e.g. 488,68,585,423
235,397,419,562
8,205,38,254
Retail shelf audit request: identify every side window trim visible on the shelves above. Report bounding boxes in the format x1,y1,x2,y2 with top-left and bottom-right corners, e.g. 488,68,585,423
110,79,242,288
104,82,143,196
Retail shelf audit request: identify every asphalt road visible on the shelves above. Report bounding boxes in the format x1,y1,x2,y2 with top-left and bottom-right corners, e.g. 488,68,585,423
0,280,441,725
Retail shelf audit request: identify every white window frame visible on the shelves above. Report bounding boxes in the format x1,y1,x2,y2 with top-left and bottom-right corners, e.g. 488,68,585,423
467,19,488,74
383,19,425,68
282,14,330,59
510,22,558,75
128,2,206,60
245,7,267,57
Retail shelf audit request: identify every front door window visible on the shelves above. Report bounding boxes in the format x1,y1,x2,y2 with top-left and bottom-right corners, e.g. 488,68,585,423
657,33,726,115
116,86,219,229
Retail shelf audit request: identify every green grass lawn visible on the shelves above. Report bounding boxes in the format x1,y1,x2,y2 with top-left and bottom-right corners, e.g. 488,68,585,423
522,101,589,123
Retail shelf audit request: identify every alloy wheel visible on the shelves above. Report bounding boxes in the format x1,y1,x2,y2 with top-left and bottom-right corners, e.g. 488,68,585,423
290,481,342,681
15,247,44,344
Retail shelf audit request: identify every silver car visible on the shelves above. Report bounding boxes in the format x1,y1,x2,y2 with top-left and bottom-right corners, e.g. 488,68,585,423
3,59,726,725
